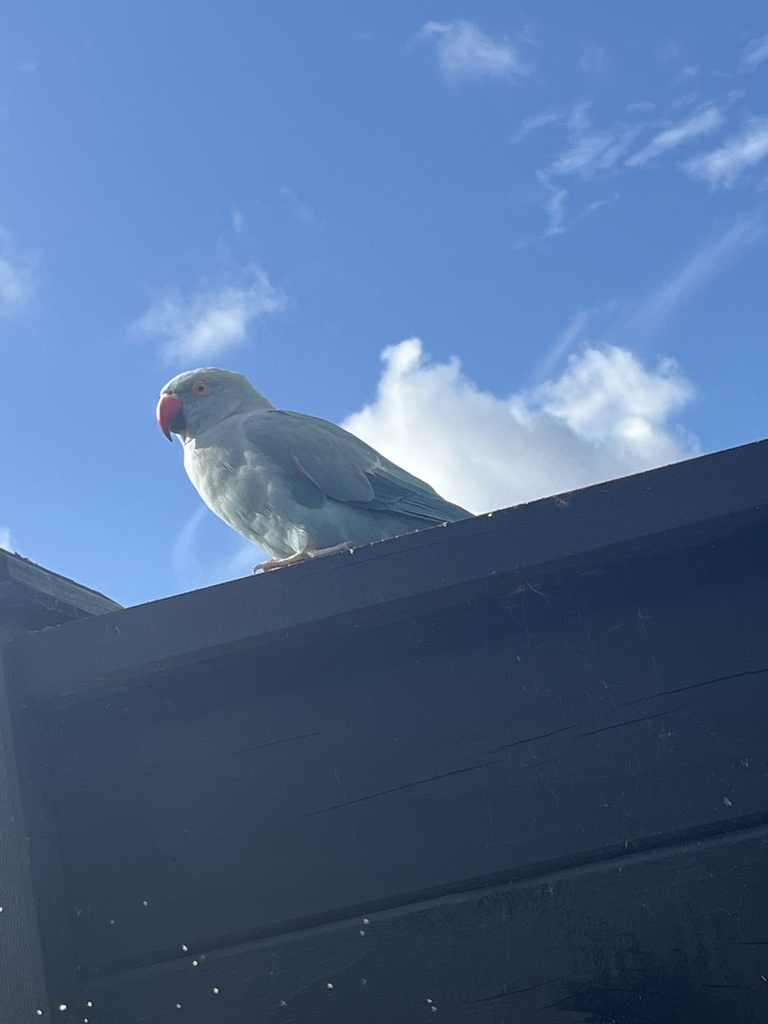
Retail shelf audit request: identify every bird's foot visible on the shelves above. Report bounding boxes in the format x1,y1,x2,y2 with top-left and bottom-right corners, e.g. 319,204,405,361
253,541,355,574
253,549,310,573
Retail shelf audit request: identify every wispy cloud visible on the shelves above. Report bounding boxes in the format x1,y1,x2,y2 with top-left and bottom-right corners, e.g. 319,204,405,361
512,108,568,143
626,106,723,167
419,20,532,80
537,172,568,237
522,77,768,239
548,103,639,178
683,117,768,187
134,262,286,363
740,33,768,72
0,229,39,316
344,338,696,515
532,309,593,381
525,103,636,238
0,526,13,552
532,215,763,364
618,214,764,342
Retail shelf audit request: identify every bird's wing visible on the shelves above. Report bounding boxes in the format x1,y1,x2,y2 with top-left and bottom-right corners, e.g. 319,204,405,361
242,410,467,521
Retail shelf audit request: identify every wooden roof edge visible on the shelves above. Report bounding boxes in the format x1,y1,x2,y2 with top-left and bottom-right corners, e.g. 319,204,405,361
0,549,123,621
7,437,768,702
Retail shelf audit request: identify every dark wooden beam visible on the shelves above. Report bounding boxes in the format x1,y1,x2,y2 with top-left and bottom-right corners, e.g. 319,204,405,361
38,511,768,979
0,553,119,1022
0,655,51,1021
80,825,768,1024
0,549,121,622
9,438,768,702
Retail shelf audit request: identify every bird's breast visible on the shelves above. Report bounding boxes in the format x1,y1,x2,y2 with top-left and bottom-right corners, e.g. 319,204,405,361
181,440,304,557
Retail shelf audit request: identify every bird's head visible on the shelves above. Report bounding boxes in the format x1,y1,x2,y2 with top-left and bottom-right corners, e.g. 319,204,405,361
156,367,274,441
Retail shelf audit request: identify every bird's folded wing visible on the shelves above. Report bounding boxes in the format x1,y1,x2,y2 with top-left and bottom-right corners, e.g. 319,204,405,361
242,410,466,521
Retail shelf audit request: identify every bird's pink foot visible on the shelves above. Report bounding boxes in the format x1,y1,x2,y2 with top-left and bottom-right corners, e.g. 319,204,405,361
253,541,355,574
253,550,310,573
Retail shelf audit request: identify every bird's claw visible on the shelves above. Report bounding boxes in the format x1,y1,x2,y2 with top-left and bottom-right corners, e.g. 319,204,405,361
253,550,309,573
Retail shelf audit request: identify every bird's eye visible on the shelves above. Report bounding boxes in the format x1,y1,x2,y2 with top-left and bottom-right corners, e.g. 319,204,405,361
192,381,210,396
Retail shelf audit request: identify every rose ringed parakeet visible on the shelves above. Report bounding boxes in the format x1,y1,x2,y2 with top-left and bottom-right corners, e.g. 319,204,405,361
156,367,471,572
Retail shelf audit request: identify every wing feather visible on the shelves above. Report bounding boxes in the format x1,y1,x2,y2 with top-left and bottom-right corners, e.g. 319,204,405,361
242,410,467,522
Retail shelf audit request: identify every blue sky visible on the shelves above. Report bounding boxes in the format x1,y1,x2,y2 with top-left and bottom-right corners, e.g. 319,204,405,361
1,2,767,607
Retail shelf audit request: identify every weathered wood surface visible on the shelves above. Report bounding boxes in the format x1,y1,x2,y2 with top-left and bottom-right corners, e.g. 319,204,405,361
34,519,767,982
75,826,768,1024
0,550,120,1024
0,656,51,1023
2,441,767,1023
0,548,121,622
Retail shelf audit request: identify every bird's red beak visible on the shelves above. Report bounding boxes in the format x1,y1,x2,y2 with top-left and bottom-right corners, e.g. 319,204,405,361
156,393,186,441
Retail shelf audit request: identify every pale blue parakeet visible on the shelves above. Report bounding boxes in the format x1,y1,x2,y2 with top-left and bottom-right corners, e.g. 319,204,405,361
157,367,470,571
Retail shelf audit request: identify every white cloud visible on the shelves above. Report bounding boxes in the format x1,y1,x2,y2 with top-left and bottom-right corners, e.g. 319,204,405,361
0,526,13,552
419,20,532,80
343,338,696,514
0,230,38,316
683,117,768,187
740,34,768,72
626,106,723,167
134,262,285,362
535,348,693,454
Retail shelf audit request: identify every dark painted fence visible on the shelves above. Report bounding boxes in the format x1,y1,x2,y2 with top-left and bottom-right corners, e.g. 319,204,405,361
2,440,768,1023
